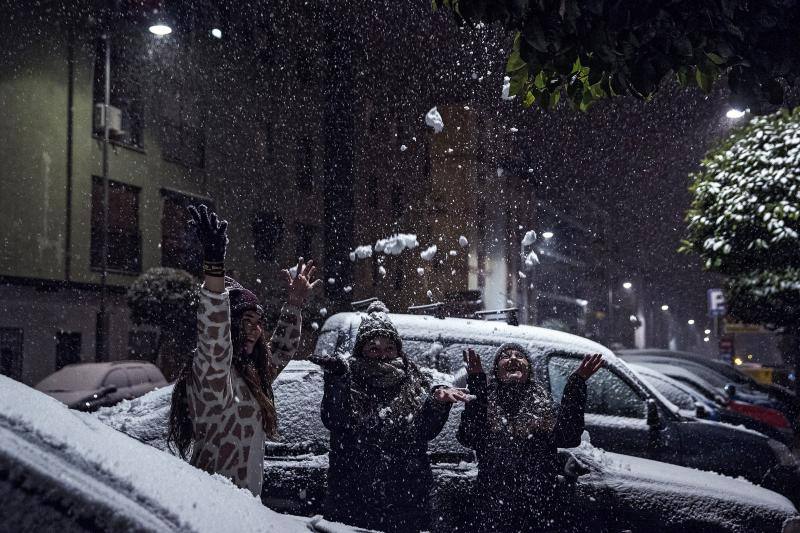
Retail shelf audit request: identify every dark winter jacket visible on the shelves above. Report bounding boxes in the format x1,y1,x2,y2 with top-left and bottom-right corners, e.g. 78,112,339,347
457,369,587,532
320,367,452,533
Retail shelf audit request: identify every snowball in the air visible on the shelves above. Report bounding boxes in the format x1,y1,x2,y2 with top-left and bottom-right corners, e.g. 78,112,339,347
343,286,353,293
459,235,469,247
400,144,408,152
521,230,537,246
425,107,444,133
319,307,328,317
524,250,539,268
420,245,438,261
501,76,515,101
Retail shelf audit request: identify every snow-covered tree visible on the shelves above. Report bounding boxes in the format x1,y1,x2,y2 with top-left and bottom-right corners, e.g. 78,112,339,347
127,268,199,381
683,108,800,410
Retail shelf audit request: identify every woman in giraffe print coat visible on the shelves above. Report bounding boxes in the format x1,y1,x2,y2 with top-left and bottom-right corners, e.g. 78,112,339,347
167,205,320,496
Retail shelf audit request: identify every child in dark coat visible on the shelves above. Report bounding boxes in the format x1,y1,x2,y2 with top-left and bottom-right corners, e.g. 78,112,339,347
457,343,603,532
310,301,468,533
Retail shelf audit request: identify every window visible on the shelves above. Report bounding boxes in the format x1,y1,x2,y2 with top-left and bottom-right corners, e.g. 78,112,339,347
126,367,149,386
252,211,284,263
644,374,695,410
295,223,316,260
55,331,82,370
92,35,145,148
0,328,23,381
548,356,645,419
295,137,314,192
159,90,206,168
104,369,130,389
160,190,205,276
90,177,141,273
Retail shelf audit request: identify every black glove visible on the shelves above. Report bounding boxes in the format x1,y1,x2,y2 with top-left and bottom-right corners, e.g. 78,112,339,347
308,354,348,376
188,204,228,277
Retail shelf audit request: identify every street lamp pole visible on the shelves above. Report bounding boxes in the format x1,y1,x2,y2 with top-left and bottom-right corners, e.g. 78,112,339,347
97,32,111,362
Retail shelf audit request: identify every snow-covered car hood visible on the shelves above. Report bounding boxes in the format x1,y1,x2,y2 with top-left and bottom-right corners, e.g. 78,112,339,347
0,376,362,533
574,441,796,519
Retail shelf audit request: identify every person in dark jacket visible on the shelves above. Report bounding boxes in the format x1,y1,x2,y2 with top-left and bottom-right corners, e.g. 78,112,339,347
310,301,468,533
457,343,603,532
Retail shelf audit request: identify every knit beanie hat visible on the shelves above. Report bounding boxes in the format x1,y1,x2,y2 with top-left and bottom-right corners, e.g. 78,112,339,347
492,342,533,383
352,300,403,358
224,276,263,319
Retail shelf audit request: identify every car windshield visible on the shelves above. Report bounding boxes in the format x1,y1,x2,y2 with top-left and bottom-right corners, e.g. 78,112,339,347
36,365,105,391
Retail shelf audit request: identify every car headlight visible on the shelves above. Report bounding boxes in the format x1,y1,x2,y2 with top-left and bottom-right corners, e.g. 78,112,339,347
768,439,799,467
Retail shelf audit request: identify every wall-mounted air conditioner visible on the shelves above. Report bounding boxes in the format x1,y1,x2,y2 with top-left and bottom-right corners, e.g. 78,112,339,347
93,103,124,136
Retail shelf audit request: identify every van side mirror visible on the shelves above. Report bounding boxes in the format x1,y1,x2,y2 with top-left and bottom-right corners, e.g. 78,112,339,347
723,383,737,399
646,399,661,428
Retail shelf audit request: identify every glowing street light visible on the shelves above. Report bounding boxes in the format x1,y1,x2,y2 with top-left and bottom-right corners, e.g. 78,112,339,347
542,231,554,239
661,304,669,311
622,281,633,290
704,329,711,335
687,319,695,325
703,336,710,342
149,24,173,36
726,108,746,119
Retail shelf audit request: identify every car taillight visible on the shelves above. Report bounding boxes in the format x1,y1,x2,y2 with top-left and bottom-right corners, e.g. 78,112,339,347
728,400,791,429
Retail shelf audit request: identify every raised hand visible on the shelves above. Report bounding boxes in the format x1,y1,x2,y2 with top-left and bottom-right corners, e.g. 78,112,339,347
463,348,484,375
282,257,322,307
188,205,228,265
433,386,470,404
308,354,348,376
574,353,603,381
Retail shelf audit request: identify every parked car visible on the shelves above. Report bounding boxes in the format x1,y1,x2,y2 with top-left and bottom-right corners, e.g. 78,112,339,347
629,362,796,448
98,310,800,515
623,357,794,444
618,349,797,423
96,362,800,533
0,375,363,533
35,360,167,411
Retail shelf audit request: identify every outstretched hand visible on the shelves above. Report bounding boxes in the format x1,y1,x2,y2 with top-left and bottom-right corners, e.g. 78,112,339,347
433,387,471,404
574,353,603,381
187,205,228,263
463,348,484,375
282,257,322,307
308,354,348,376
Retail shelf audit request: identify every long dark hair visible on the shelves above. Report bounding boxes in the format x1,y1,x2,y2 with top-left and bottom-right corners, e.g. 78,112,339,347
167,315,279,459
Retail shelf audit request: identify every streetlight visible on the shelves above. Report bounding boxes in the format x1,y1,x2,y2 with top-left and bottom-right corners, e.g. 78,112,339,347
98,16,172,361
542,231,554,239
704,329,711,335
622,281,632,290
661,304,669,311
703,336,710,342
149,24,173,36
687,319,695,325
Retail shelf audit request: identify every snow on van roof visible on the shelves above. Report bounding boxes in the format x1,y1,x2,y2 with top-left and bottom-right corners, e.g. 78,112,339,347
0,376,325,533
322,312,615,357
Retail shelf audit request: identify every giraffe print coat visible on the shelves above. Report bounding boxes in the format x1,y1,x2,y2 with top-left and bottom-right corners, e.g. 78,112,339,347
188,286,302,496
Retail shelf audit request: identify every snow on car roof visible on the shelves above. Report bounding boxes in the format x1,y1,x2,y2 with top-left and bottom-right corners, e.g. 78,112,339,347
0,376,331,533
634,361,721,394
